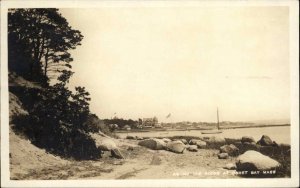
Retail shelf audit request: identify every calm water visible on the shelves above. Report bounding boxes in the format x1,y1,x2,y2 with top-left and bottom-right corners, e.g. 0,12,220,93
118,126,290,144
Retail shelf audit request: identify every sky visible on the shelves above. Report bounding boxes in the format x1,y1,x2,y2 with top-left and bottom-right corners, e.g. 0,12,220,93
59,6,290,123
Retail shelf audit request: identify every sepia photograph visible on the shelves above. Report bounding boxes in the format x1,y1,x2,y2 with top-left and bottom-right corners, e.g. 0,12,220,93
1,0,299,187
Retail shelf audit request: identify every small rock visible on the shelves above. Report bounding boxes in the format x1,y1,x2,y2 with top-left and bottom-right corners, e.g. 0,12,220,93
241,136,255,143
196,140,207,149
257,135,273,146
220,144,239,156
126,135,135,139
136,136,144,140
218,153,229,159
187,145,198,152
189,139,201,145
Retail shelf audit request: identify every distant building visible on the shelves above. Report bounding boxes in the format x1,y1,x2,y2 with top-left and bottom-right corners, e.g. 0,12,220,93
123,125,131,130
142,117,158,128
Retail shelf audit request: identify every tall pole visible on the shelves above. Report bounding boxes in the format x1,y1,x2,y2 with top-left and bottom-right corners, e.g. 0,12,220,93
217,107,220,130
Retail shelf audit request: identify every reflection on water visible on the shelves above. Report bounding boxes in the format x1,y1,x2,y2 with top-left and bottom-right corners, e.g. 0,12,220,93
118,126,290,144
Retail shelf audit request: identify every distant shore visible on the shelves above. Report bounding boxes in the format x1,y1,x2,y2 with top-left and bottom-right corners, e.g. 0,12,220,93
115,124,290,133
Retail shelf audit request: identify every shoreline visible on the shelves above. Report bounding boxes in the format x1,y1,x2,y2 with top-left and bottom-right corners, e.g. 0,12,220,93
115,124,290,133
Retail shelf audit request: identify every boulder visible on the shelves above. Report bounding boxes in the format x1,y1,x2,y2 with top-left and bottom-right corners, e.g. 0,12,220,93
257,135,273,146
236,150,280,171
166,140,186,153
206,136,226,148
95,138,117,151
111,148,125,159
126,135,135,139
187,145,198,152
196,140,207,149
224,163,237,170
220,144,239,156
241,136,255,143
218,153,229,159
138,138,166,150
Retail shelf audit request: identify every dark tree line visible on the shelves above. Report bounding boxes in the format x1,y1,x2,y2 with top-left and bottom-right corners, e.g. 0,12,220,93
8,8,83,85
103,118,138,129
9,9,104,159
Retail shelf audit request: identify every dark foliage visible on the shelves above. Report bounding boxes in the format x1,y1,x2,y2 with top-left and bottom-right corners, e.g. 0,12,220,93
8,8,83,85
9,8,103,160
103,118,138,129
11,71,101,160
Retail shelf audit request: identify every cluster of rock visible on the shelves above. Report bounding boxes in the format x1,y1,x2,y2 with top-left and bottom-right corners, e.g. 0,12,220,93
138,138,187,153
136,136,228,154
218,135,282,172
130,134,283,173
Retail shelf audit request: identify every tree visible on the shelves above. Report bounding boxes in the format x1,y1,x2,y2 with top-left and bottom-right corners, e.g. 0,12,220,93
8,8,83,84
9,8,102,160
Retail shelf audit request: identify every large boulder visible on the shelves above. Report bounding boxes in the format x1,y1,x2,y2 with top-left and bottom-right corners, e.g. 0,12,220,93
220,144,239,156
186,145,198,152
166,140,186,153
257,135,273,146
111,148,125,159
138,138,166,150
241,136,255,144
236,150,280,171
95,138,117,151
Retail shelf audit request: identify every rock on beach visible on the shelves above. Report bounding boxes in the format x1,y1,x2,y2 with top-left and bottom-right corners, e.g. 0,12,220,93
138,138,166,150
236,150,280,171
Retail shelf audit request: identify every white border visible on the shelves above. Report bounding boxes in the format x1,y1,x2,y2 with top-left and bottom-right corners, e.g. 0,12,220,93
1,0,299,187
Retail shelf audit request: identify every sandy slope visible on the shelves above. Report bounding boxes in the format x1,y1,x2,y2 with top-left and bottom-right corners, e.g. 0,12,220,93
9,128,71,179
